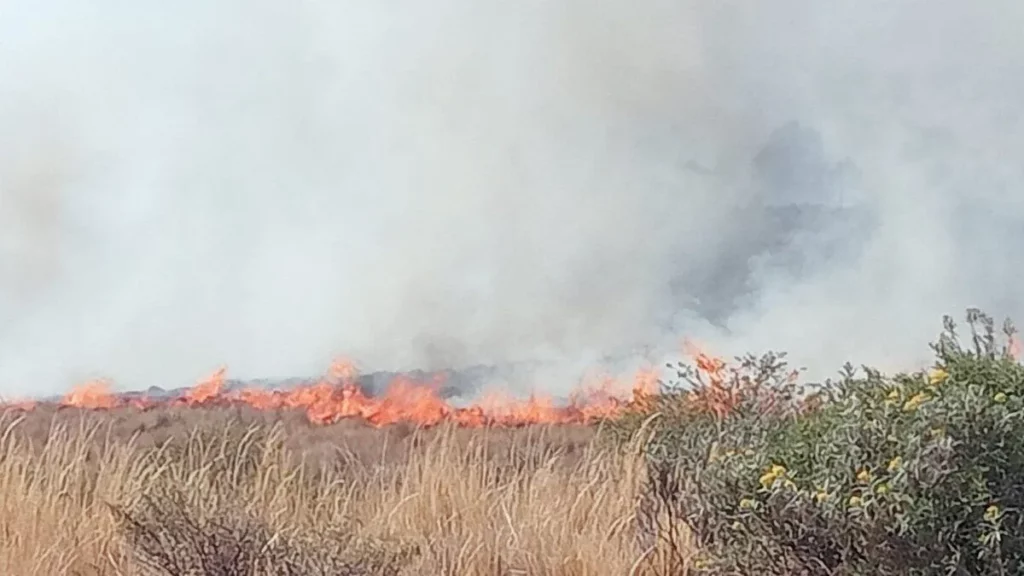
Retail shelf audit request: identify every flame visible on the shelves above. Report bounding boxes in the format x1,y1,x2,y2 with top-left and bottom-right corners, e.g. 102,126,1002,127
682,340,743,419
2,358,663,428
7,337,1012,425
61,380,118,410
0,398,37,412
183,366,227,404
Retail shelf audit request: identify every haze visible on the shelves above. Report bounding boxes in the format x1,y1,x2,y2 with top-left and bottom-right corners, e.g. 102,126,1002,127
1,1,1022,396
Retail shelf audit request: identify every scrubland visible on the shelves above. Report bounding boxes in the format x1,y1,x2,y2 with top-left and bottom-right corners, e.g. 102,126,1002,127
4,309,1024,575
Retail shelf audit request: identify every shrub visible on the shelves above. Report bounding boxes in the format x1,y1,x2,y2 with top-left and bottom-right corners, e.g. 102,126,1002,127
110,485,414,576
106,425,417,576
631,309,1024,575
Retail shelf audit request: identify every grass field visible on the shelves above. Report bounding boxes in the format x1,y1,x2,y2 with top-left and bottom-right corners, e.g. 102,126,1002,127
7,311,1018,576
0,404,689,575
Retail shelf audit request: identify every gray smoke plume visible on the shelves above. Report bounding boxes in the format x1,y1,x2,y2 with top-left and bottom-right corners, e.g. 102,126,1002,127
1,1,1022,397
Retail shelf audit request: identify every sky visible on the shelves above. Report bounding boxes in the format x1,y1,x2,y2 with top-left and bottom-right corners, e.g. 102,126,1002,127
1,0,1022,396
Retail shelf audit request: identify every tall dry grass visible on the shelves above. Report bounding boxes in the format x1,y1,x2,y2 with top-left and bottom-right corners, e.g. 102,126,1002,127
0,408,692,575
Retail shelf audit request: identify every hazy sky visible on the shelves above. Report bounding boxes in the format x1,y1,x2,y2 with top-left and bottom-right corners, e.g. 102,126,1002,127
1,1,1022,396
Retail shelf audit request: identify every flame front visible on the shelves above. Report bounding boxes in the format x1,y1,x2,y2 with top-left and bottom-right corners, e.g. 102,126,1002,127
11,336,1015,427
6,359,662,428
61,380,118,410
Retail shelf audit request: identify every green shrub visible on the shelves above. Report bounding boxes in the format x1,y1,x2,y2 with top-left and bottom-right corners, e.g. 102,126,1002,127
630,309,1024,575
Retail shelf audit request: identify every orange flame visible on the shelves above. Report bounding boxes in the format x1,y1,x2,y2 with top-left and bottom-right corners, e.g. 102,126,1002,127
681,340,763,419
0,398,37,412
61,380,118,410
3,358,663,428
184,367,226,404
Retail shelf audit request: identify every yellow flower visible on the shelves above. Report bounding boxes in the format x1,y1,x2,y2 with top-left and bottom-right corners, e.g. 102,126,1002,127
759,464,787,488
875,483,890,495
887,456,903,472
783,479,796,490
928,368,949,385
985,505,1001,522
994,392,1008,404
856,468,872,483
887,389,900,400
731,521,743,531
815,490,830,503
902,391,928,412
848,496,863,507
739,498,756,510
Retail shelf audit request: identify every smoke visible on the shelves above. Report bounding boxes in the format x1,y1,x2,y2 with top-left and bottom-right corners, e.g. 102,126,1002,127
1,0,1022,396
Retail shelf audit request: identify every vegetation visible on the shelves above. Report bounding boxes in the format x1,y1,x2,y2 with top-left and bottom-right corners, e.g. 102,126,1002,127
3,309,1023,575
615,309,1024,575
0,410,669,575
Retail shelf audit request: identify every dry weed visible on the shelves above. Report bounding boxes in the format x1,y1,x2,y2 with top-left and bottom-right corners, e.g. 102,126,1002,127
0,407,692,575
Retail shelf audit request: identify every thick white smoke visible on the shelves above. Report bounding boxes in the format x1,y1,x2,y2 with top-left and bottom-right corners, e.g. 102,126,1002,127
1,1,1022,396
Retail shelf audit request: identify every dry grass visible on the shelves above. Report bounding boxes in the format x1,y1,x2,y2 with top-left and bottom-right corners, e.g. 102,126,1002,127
0,406,693,575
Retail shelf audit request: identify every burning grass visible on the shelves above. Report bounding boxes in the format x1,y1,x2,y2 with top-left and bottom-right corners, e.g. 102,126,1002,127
0,405,690,575
2,361,660,428
5,309,1024,575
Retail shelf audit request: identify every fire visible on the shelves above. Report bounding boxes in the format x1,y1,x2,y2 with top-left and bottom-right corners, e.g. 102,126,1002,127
1,358,664,428
61,380,118,410
0,399,37,412
183,367,226,404
5,330,1019,427
679,339,799,419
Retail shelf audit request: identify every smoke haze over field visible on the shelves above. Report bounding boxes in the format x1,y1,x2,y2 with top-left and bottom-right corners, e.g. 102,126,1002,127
1,1,1022,396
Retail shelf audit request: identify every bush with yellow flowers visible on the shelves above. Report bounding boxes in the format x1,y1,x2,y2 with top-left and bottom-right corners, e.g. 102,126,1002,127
624,309,1024,575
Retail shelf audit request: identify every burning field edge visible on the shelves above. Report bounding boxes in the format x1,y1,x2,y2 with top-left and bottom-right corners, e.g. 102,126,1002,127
0,350,695,575
5,312,1020,575
0,358,662,428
